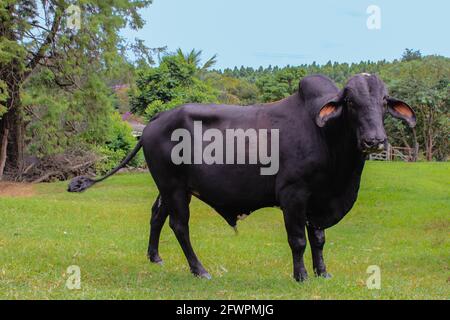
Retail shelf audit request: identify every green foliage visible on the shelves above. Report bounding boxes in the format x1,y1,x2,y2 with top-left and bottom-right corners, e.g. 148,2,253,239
205,73,259,105
75,76,117,146
131,55,196,114
52,110,145,176
93,112,144,175
402,48,422,62
131,53,219,119
0,80,8,118
143,99,165,120
256,67,306,102
176,48,217,72
23,72,114,157
0,36,27,71
381,56,450,160
24,90,70,157
0,0,153,177
93,145,127,175
103,112,144,169
256,75,290,102
106,113,136,153
221,60,390,88
24,70,143,172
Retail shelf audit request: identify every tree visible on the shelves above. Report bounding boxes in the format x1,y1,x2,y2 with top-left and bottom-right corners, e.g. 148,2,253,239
256,67,306,102
131,54,219,119
381,56,450,160
0,0,152,179
402,48,422,62
204,72,259,105
176,48,217,79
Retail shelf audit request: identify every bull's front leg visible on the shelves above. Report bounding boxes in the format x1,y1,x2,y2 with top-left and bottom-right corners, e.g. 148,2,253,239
280,187,310,282
307,226,332,278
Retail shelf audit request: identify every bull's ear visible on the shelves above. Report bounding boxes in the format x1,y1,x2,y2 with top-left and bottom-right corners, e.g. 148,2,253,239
387,97,416,128
315,102,343,127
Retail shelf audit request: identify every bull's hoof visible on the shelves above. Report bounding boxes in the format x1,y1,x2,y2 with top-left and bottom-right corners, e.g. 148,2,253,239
314,269,332,279
195,272,212,280
294,272,308,282
148,253,163,265
191,268,212,280
318,272,332,279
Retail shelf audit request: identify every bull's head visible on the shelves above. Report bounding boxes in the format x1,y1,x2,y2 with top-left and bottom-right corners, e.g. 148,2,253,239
315,73,416,153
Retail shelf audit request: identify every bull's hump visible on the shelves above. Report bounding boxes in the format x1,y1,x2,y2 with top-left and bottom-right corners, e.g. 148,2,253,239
299,75,339,99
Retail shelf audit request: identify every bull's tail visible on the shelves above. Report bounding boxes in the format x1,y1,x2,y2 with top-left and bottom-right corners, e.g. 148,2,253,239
67,140,143,193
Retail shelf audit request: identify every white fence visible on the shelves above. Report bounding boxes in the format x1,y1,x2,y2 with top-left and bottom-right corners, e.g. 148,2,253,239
369,144,415,162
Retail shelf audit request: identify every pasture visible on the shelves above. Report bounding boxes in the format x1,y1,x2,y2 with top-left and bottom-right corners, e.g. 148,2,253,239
0,162,448,300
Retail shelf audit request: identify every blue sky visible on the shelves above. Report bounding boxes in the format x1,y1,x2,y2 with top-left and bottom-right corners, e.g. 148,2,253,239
122,0,450,69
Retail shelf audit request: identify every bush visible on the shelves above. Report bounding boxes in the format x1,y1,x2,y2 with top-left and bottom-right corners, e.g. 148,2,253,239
93,145,127,175
144,98,184,121
95,112,145,175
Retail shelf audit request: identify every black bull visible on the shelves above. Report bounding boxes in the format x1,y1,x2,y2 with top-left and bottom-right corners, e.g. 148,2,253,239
68,74,416,281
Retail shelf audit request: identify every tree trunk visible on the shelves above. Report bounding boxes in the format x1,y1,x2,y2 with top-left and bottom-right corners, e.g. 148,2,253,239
427,139,433,161
412,128,418,162
0,124,8,179
426,110,435,161
0,83,24,177
8,105,25,172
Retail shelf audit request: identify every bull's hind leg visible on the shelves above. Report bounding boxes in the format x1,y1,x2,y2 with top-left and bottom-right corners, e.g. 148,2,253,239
147,195,169,264
307,226,332,278
166,189,211,279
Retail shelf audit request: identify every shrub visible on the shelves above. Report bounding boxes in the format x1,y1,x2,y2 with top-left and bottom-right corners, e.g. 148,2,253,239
96,112,145,174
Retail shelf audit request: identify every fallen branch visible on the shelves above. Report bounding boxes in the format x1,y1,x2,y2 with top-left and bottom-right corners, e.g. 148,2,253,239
31,171,60,184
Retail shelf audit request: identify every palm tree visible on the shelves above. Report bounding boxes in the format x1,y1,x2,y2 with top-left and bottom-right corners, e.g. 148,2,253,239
176,48,217,72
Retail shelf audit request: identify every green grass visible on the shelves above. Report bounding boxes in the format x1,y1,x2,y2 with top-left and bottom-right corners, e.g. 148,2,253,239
0,162,449,299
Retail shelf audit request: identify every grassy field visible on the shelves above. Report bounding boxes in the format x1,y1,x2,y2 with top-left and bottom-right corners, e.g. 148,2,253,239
0,162,448,300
